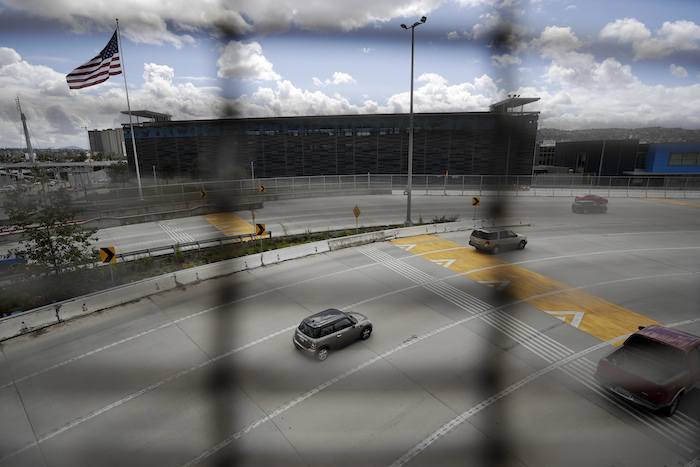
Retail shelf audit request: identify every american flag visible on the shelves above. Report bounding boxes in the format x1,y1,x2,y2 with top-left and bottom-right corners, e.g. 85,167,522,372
66,31,122,89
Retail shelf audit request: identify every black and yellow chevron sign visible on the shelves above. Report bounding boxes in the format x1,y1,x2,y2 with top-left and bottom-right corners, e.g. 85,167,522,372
100,247,116,263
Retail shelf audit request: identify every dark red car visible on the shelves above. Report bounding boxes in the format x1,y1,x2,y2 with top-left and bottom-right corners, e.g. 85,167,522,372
575,194,608,204
595,325,700,416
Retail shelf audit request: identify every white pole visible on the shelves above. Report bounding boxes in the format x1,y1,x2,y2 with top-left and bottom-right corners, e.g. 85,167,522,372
116,19,143,199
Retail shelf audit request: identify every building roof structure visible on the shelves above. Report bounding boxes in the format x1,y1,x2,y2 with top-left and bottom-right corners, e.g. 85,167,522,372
120,110,172,122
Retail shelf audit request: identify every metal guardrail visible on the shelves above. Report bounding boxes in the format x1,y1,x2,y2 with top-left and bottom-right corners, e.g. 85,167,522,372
0,232,270,283
83,174,700,207
111,231,273,263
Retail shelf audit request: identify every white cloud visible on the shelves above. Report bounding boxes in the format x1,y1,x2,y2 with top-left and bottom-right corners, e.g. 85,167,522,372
217,41,281,80
234,73,500,117
0,47,224,148
0,47,22,68
601,18,700,60
529,26,643,91
600,18,651,43
1,0,250,45
531,26,586,60
670,64,688,78
470,11,523,43
541,51,639,91
313,72,357,86
491,53,521,68
632,20,700,60
137,63,223,118
224,0,444,34
539,81,700,130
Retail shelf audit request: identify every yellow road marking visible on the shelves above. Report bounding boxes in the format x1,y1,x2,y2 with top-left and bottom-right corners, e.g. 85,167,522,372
391,235,661,344
203,213,254,237
643,198,700,207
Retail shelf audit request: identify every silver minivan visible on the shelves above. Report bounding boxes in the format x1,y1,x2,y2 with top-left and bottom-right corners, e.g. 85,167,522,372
293,308,372,361
469,228,527,254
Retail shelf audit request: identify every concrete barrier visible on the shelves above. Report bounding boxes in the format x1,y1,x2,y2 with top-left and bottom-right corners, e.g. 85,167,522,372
0,307,59,339
262,241,331,264
0,217,530,341
328,232,384,250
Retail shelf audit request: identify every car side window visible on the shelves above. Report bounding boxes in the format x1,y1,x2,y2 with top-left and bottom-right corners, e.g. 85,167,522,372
690,347,700,369
320,325,334,337
504,230,516,238
334,318,353,332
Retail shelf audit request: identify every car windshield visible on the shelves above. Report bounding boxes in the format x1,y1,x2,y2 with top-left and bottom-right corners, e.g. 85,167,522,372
472,230,497,240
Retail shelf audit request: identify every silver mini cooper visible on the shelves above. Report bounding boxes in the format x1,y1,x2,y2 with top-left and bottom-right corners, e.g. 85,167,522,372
293,308,372,361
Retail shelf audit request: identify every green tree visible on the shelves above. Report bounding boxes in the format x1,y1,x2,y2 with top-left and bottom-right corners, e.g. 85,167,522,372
3,188,98,275
189,157,211,181
107,161,132,187
221,164,248,180
31,164,50,184
159,159,177,184
70,151,88,162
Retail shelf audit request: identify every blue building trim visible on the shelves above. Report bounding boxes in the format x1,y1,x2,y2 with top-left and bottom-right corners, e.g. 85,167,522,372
647,143,700,174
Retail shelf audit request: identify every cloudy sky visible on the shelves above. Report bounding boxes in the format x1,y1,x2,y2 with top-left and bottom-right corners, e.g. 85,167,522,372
1,0,699,149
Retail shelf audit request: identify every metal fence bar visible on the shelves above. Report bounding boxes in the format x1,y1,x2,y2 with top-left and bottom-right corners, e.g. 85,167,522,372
94,174,700,206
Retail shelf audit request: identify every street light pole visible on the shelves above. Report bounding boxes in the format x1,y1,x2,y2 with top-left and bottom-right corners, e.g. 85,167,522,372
504,94,520,187
401,16,426,227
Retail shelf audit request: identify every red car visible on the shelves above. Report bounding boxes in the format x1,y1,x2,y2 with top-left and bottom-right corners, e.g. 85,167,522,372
575,194,608,204
595,325,700,416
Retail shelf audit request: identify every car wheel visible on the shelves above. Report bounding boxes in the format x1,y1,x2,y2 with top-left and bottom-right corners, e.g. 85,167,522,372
601,206,607,213
572,206,577,212
518,240,526,250
663,391,682,416
317,347,329,361
360,326,372,340
582,208,589,214
491,245,500,254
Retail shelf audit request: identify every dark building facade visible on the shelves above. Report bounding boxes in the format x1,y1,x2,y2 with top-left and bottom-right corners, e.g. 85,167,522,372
552,139,646,176
122,103,540,179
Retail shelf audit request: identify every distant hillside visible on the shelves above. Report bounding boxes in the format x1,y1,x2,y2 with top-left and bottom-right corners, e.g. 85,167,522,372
537,127,700,144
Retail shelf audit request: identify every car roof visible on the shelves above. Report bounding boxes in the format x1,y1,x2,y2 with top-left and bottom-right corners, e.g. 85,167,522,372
635,325,700,352
303,308,346,328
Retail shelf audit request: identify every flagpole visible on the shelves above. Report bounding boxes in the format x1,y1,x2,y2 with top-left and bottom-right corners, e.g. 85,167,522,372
116,19,143,199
